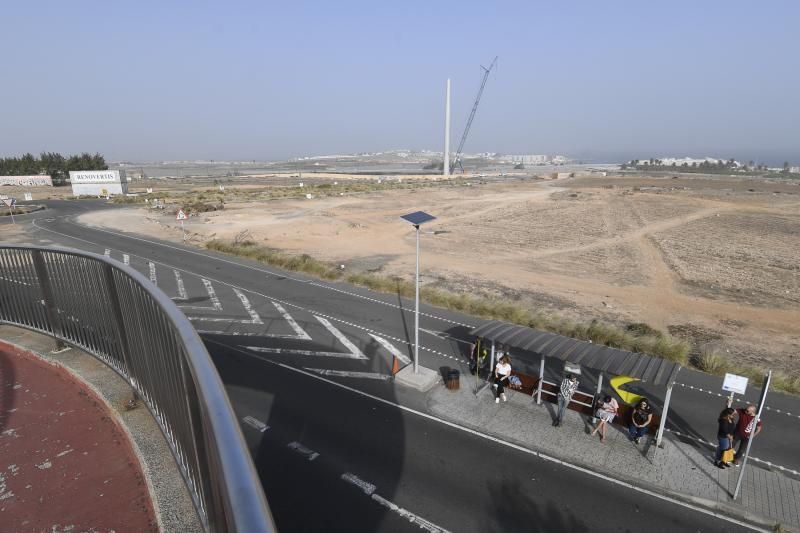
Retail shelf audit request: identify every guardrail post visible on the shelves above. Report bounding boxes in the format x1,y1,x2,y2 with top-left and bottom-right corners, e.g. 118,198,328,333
102,264,138,406
31,249,65,351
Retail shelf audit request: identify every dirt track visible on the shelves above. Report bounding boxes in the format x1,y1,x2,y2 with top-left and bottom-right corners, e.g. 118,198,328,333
78,173,800,373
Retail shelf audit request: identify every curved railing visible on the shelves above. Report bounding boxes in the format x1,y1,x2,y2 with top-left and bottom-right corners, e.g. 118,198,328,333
0,245,274,532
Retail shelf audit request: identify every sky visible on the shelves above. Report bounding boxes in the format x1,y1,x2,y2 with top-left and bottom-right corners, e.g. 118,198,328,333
1,1,798,163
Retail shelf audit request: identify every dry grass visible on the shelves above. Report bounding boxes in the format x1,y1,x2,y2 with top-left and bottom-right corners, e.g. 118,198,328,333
693,346,799,395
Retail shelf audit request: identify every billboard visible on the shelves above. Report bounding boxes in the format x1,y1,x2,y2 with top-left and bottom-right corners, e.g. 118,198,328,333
69,170,128,196
69,170,125,184
0,175,53,187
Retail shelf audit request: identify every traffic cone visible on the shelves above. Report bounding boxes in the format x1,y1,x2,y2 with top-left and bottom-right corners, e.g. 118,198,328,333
391,356,400,376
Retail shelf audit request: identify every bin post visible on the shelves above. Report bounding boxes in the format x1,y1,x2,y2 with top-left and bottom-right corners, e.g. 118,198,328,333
537,355,545,405
655,382,674,448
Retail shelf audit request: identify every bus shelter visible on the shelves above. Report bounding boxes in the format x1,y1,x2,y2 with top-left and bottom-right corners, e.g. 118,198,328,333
470,320,682,447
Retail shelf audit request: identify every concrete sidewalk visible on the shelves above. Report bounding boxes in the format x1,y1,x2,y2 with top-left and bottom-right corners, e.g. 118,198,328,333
427,377,800,531
0,326,201,532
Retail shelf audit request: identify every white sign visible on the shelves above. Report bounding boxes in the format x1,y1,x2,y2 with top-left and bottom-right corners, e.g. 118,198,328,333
146,187,153,193
0,175,53,187
24,193,32,201
1,198,13,207
176,209,187,220
722,373,749,395
69,170,124,183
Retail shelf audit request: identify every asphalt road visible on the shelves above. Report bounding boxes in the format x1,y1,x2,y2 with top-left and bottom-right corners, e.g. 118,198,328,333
2,199,792,531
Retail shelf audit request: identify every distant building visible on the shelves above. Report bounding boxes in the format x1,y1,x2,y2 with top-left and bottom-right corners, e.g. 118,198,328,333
507,154,549,165
789,166,800,173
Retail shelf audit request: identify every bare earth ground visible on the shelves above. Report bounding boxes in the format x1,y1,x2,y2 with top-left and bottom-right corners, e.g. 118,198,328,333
75,174,800,373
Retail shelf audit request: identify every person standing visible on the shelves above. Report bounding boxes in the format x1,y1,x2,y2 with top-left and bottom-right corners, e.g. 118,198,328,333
733,404,763,466
628,398,653,444
715,408,737,468
494,355,511,404
554,374,579,426
591,395,619,443
469,336,487,375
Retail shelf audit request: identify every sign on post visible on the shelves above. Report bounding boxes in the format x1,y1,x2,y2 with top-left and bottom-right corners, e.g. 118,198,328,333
2,196,15,224
722,373,748,395
176,209,187,242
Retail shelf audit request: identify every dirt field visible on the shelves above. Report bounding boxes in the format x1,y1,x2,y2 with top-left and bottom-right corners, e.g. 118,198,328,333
76,173,800,373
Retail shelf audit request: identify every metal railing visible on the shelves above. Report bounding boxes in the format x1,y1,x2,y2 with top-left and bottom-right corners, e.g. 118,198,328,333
0,245,274,532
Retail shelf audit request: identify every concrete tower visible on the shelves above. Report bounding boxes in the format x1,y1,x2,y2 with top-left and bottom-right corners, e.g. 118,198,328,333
443,78,451,176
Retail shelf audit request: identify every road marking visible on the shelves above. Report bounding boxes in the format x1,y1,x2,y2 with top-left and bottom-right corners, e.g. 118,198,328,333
273,301,311,340
287,441,319,461
103,248,110,257
242,415,269,433
31,219,480,367
242,346,368,360
369,334,411,365
305,368,391,380
178,278,223,311
341,472,376,495
315,315,367,359
148,262,157,285
123,253,130,265
341,473,451,533
205,340,766,533
174,270,187,299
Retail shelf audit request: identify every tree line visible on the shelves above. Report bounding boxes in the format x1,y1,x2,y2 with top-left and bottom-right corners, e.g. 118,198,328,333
0,152,108,184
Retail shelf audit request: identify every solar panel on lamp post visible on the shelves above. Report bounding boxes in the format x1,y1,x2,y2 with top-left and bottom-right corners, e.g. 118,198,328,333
400,211,437,374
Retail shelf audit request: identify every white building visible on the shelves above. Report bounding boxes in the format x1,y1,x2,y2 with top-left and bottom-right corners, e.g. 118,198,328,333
508,154,549,165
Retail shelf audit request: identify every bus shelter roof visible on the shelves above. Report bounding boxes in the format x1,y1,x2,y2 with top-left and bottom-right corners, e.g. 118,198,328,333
470,320,681,386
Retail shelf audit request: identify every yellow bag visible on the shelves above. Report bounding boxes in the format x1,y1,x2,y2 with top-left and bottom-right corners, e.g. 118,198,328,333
721,448,735,463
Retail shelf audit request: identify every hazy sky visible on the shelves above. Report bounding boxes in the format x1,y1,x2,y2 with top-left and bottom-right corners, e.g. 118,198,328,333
2,1,798,163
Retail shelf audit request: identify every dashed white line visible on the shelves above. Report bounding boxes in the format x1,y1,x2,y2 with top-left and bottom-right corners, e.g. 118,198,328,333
174,269,187,299
122,253,130,265
148,261,157,285
340,472,450,533
287,441,319,461
272,301,311,340
242,415,269,433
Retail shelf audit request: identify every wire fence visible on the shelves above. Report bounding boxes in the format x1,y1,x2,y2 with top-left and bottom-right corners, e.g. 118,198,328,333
0,245,274,532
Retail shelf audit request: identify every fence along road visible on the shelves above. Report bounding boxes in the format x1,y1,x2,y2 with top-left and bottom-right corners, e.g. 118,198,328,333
0,245,275,533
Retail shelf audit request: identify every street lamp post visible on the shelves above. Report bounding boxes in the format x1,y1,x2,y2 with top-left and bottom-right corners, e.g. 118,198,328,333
400,211,436,374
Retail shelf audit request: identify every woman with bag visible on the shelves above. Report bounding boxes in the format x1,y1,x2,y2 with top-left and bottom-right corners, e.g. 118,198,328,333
590,395,619,443
715,408,737,468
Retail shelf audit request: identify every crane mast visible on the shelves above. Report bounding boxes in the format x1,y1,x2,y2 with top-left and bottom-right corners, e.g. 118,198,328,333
451,56,497,173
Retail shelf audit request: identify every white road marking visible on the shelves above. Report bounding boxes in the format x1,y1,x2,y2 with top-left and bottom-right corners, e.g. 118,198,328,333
341,473,451,533
242,346,367,360
305,368,391,381
272,301,311,340
315,315,367,359
123,253,130,265
173,270,187,299
148,262,157,285
341,472,376,495
206,340,766,533
242,415,269,433
369,333,411,365
287,441,319,461
235,288,263,324
103,248,110,257
420,328,471,345
178,278,223,311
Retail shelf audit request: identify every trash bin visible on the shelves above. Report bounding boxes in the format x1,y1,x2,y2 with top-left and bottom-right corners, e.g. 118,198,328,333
446,369,460,390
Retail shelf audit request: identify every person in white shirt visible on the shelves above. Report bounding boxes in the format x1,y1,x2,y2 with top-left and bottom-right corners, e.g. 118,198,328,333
591,395,620,443
494,355,512,404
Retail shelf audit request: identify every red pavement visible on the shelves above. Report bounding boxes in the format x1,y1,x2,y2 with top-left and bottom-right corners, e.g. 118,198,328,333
0,341,157,531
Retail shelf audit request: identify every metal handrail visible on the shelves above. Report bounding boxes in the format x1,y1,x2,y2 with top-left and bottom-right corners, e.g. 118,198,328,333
0,245,274,532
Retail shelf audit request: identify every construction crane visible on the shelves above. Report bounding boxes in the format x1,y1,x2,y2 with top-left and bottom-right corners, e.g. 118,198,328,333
451,56,498,173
